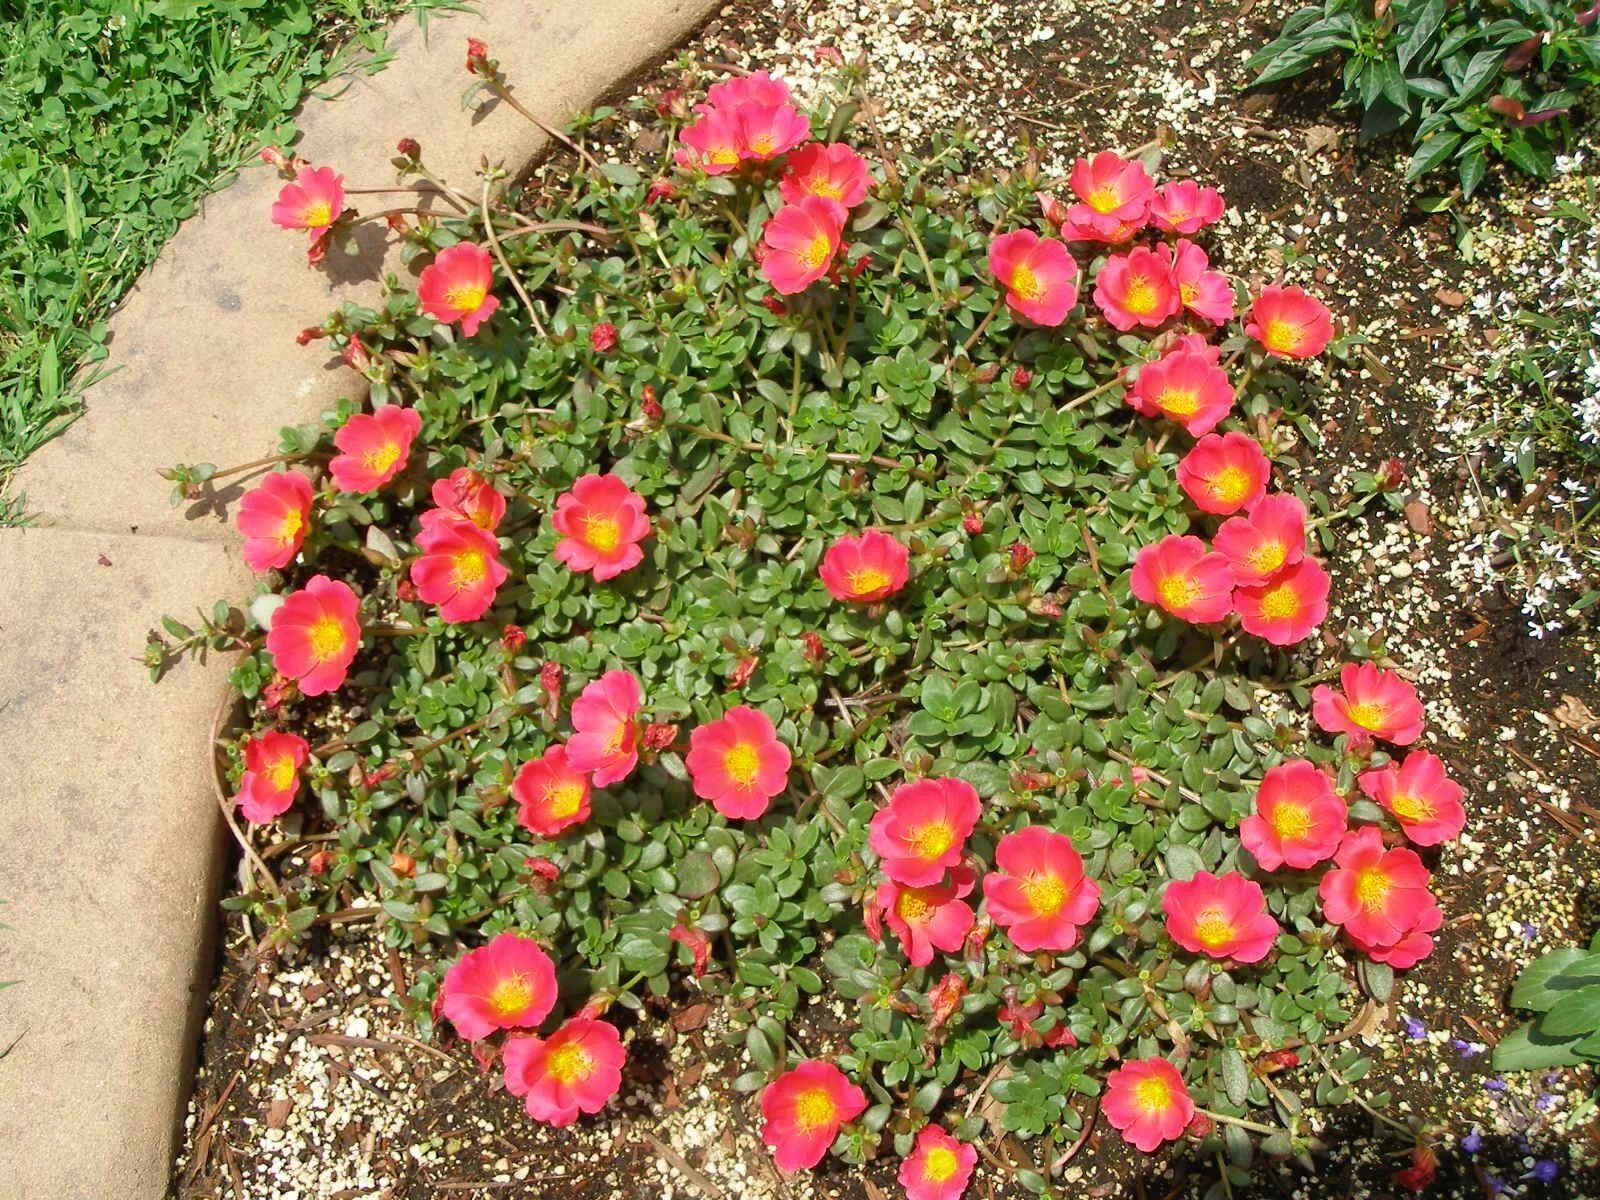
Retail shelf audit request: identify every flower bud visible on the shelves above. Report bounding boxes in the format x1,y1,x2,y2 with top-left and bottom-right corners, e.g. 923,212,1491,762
963,511,985,536
1008,542,1036,572
643,721,679,751
500,624,527,652
389,851,416,878
1011,366,1032,390
589,322,618,353
396,137,421,160
729,654,760,688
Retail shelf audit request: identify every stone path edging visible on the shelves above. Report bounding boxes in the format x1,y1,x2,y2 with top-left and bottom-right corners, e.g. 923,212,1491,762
0,2,720,1194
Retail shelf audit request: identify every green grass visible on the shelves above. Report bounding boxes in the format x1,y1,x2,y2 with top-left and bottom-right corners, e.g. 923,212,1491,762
0,0,466,505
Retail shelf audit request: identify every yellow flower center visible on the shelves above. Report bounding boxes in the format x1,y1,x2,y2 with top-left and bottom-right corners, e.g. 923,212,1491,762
545,1040,594,1085
1345,701,1387,731
808,178,844,200
267,755,297,793
582,514,622,553
1269,802,1311,840
308,614,348,662
1194,909,1236,948
1209,466,1251,505
1158,573,1201,610
923,1146,960,1182
362,441,402,476
1122,274,1157,314
278,508,304,544
445,283,488,313
1134,1075,1173,1114
1354,866,1391,912
748,132,777,155
710,144,740,165
793,1087,838,1133
1158,387,1200,417
1179,281,1197,306
1264,318,1303,354
895,886,937,924
1021,873,1066,917
1009,264,1046,301
1247,542,1287,575
545,781,586,820
302,201,333,228
724,742,761,788
1258,583,1301,620
910,820,955,862
488,974,534,1019
1389,791,1434,823
605,722,629,754
451,548,488,588
1087,185,1121,214
799,233,833,270
846,567,890,596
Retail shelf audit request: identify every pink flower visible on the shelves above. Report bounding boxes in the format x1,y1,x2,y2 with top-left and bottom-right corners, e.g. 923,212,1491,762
1245,285,1334,358
237,470,314,572
868,777,982,887
438,932,558,1041
874,868,977,968
503,1016,625,1126
429,467,506,531
266,574,362,696
1093,245,1181,331
550,474,651,581
1172,239,1236,325
1129,535,1236,624
1213,494,1307,585
1149,180,1225,234
899,1126,978,1200
760,196,845,295
235,730,311,823
705,69,792,110
1233,556,1330,646
513,744,592,838
270,166,344,235
1319,827,1435,950
1351,896,1441,969
685,705,793,819
1162,869,1281,963
1103,1058,1194,1153
779,142,872,208
819,529,910,603
676,106,744,174
1176,433,1270,516
760,1061,867,1172
1238,760,1348,870
1126,343,1234,435
735,102,812,161
988,230,1080,326
982,826,1101,952
1311,663,1425,745
417,243,501,337
1060,151,1155,242
328,405,422,493
1358,751,1466,846
410,516,508,623
566,670,642,787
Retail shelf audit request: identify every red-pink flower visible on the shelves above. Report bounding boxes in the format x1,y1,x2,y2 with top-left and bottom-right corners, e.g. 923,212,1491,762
760,1061,868,1172
235,730,311,823
328,405,422,493
438,932,558,1040
1352,895,1441,969
503,1016,625,1126
428,467,506,531
1172,239,1236,325
417,243,500,337
874,868,977,968
1126,343,1235,435
1213,494,1307,585
550,474,651,581
237,470,314,572
760,196,845,295
1162,869,1280,963
735,103,812,161
1245,285,1334,358
899,1125,978,1200
819,529,910,603
1103,1058,1194,1153
868,777,982,887
513,744,592,838
685,705,793,819
1129,535,1235,624
410,516,508,623
982,826,1101,952
1060,150,1155,242
705,69,792,109
266,574,361,696
1149,180,1225,235
676,106,744,174
1358,751,1466,846
1093,245,1181,331
1319,827,1435,949
1233,556,1330,646
1238,760,1348,871
1176,433,1270,515
270,166,344,235
988,230,1079,327
566,669,642,787
1311,663,1425,745
779,142,872,208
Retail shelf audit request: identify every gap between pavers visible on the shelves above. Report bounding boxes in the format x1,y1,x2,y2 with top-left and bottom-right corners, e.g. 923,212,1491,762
0,1,720,1194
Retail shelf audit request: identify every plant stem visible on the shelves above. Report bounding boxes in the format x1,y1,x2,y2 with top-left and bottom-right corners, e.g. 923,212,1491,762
1196,1107,1284,1136
480,177,547,339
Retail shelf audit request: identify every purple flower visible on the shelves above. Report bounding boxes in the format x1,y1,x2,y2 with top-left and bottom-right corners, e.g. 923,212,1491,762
1485,1078,1508,1093
1529,1160,1559,1183
1535,1091,1556,1111
1486,1174,1506,1195
1517,921,1539,941
1403,1016,1427,1039
1461,1131,1483,1154
1452,1037,1485,1058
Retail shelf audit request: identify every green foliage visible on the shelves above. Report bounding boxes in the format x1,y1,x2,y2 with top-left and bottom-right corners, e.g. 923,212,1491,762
0,0,465,500
1495,930,1600,1072
1250,0,1600,197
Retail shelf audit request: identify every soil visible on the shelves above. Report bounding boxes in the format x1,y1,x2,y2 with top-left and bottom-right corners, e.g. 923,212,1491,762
172,0,1600,1197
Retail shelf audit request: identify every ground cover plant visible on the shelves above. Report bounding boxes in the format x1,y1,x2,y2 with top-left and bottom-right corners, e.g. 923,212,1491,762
0,0,462,512
1250,0,1600,196
157,51,1479,1197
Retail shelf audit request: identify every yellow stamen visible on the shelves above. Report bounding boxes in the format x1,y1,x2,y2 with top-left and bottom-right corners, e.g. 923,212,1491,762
545,1040,594,1085
1354,867,1391,911
910,821,955,862
846,567,890,596
923,1146,960,1182
451,548,488,588
1021,873,1066,917
278,508,304,545
1087,185,1122,214
267,755,297,792
793,1088,838,1132
1389,792,1434,823
895,886,936,924
1209,466,1251,505
1246,542,1287,576
302,201,333,228
361,442,401,477
1158,387,1200,417
1194,909,1236,948
1263,318,1303,354
488,974,534,1018
308,615,347,662
582,514,622,553
1269,802,1311,840
808,178,844,200
445,283,488,313
1122,274,1157,314
799,233,833,270
724,742,761,788
1345,701,1387,731
1158,573,1201,610
544,782,586,820
1009,264,1046,302
1134,1075,1173,1114
1258,583,1301,620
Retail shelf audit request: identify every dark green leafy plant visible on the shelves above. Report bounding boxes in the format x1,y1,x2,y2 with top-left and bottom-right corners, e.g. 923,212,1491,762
1249,0,1600,196
1494,929,1600,1073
